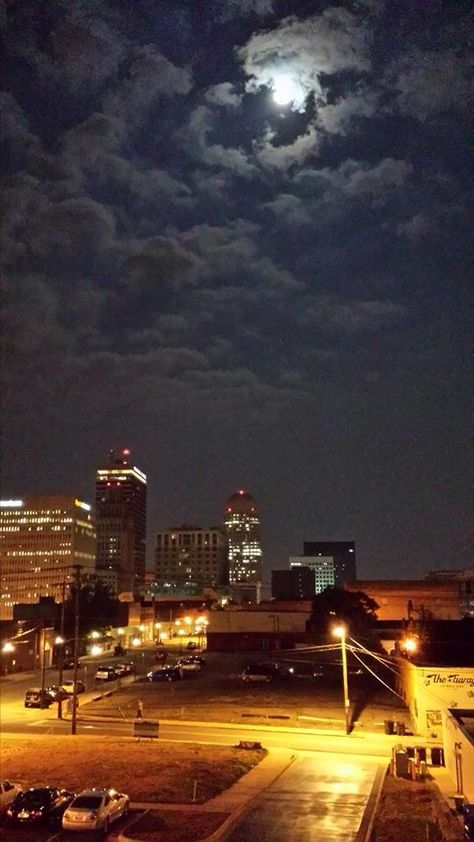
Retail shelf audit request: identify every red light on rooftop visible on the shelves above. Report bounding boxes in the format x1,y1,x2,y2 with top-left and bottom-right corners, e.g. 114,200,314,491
123,448,130,456
239,489,245,495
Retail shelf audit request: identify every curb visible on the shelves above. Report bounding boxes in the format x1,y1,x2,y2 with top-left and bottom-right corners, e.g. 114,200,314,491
198,753,297,842
355,762,388,842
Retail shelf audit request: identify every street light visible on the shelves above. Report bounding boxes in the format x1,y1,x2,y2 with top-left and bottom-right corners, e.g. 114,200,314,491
332,623,351,735
2,641,14,653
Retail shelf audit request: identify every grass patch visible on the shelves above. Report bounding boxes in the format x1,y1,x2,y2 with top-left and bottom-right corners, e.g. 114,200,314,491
128,809,229,841
1,736,266,803
373,776,464,841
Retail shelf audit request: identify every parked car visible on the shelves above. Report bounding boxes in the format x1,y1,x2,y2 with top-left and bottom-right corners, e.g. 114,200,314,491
186,641,198,650
62,659,75,670
24,688,54,708
62,680,85,694
115,661,135,677
154,650,169,663
62,788,129,832
176,658,201,673
0,781,22,814
241,666,272,683
6,787,74,824
313,662,363,679
46,685,70,701
94,665,118,682
147,666,182,682
241,662,292,683
185,655,206,667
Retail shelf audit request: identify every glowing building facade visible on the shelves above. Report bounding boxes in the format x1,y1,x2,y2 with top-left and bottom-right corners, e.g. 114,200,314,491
224,490,262,585
95,448,147,596
0,495,96,620
155,525,228,591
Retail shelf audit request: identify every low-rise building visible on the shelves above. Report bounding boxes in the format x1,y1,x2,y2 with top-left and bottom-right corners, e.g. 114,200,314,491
345,578,463,621
206,606,311,652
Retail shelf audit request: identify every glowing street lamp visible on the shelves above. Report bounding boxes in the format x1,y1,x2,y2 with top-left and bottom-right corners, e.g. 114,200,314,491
139,624,146,632
2,641,14,653
117,628,125,636
184,616,192,626
90,631,100,639
154,622,161,630
159,632,168,641
332,623,351,735
55,635,65,646
131,637,141,647
90,644,103,656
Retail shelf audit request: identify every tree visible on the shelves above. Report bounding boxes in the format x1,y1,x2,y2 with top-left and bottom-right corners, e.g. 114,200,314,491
307,587,379,640
64,579,118,638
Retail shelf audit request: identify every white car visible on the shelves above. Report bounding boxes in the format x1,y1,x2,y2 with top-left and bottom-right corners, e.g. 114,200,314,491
0,781,21,813
177,658,201,672
62,788,129,832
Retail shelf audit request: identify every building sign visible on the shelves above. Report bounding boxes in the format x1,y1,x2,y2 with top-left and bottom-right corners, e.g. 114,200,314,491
423,672,474,688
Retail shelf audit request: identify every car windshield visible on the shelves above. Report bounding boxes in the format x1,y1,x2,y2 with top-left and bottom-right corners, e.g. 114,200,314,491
72,795,103,809
18,790,51,805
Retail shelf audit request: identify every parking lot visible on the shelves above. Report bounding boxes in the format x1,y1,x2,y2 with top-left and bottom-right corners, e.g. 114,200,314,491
0,809,141,842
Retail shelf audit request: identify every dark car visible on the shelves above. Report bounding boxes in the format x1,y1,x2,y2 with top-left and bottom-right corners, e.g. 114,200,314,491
154,650,169,663
45,685,70,701
6,788,74,824
147,666,182,682
464,806,474,841
186,655,206,667
186,641,198,650
114,644,126,656
24,688,54,709
62,659,75,670
313,662,363,679
241,662,293,683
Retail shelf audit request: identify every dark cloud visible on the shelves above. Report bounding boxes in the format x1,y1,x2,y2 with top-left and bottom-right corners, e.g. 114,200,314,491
1,0,472,577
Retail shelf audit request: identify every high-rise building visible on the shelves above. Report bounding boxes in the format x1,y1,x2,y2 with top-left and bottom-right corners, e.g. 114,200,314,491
95,448,147,595
0,495,96,620
224,489,262,585
302,541,356,587
289,555,335,594
272,567,315,600
155,525,228,590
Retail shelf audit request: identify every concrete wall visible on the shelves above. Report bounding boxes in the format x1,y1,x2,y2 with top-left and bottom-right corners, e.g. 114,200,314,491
443,709,474,803
206,610,310,634
396,658,474,741
345,580,462,621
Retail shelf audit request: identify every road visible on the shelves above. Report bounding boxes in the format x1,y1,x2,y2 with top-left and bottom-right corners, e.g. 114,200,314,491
226,752,382,842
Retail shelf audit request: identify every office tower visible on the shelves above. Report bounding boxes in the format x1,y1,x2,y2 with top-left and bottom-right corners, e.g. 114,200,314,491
224,489,262,584
289,555,335,594
272,567,315,600
0,496,96,620
302,541,356,587
95,448,147,596
155,525,228,590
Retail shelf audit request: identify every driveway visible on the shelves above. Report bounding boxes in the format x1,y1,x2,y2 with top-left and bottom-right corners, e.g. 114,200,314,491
226,752,382,841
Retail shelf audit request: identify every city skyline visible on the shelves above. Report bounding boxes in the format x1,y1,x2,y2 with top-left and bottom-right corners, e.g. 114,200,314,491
2,1,472,582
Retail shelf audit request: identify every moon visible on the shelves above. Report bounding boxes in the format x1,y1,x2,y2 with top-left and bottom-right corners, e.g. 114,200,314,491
272,75,301,107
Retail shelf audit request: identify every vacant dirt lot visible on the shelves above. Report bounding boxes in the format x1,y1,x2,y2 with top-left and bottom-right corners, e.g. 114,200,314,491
83,651,410,731
1,736,265,803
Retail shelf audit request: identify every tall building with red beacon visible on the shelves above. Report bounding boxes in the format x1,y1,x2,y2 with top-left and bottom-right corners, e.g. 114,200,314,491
224,490,262,585
95,448,147,596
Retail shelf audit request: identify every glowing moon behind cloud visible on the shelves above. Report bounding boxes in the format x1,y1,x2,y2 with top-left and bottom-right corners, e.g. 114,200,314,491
272,74,302,106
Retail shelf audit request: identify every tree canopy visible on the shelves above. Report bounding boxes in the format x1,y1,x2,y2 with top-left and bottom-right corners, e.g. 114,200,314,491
307,587,379,640
64,578,118,638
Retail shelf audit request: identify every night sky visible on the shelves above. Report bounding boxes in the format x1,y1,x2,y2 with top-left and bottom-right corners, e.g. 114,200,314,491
2,0,473,584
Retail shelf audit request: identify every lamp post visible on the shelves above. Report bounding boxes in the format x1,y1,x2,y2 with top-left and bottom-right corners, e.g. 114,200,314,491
332,623,351,735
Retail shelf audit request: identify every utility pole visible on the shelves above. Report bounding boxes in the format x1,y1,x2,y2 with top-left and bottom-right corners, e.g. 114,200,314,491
40,620,47,698
332,623,351,735
57,579,66,719
71,564,82,736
